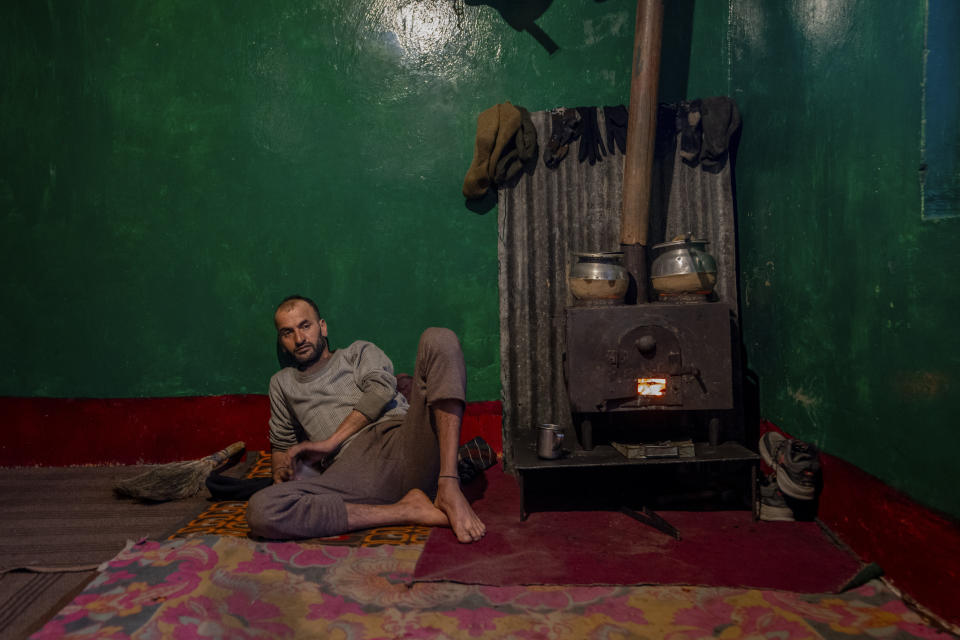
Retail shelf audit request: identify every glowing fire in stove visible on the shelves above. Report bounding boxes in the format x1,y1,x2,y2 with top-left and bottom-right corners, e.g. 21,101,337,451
637,377,667,397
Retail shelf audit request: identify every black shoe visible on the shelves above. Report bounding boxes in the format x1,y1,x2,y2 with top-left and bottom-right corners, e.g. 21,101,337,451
456,436,497,484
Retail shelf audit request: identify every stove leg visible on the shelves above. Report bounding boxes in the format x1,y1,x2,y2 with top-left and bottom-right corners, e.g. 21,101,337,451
621,506,681,540
579,416,594,451
519,471,528,521
708,417,721,446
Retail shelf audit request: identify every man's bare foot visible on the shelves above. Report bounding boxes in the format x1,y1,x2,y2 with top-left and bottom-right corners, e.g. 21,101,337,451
399,489,450,528
435,478,486,543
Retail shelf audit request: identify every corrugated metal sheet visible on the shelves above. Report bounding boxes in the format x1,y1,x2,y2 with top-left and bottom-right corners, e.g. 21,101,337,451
498,106,739,469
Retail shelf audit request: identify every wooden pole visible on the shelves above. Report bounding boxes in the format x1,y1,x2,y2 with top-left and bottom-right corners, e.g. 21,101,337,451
620,0,664,248
620,0,663,303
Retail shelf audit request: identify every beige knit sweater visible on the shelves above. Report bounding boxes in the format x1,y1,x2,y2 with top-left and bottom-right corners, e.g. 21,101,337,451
267,340,409,455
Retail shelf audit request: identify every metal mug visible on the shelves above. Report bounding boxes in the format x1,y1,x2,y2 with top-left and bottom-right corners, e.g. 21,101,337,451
537,423,565,459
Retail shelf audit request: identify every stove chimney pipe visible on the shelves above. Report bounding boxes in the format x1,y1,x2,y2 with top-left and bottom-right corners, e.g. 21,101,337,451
620,0,663,304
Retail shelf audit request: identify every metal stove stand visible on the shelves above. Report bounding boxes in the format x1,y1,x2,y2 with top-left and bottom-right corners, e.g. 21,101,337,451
512,433,760,525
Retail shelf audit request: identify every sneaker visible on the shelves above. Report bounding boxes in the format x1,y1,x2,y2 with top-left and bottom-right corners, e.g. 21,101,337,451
759,432,821,500
759,477,795,522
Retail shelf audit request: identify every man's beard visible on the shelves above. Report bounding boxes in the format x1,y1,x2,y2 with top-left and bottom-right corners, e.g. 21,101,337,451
293,334,328,368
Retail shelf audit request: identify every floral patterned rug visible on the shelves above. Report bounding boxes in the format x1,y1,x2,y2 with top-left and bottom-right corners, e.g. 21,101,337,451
32,536,950,639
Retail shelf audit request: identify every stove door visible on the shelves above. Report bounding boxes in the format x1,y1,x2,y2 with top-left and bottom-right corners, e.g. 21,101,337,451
608,325,683,408
564,304,734,414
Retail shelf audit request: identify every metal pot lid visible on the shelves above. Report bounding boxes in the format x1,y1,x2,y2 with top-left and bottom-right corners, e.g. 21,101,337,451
651,238,710,250
572,251,625,258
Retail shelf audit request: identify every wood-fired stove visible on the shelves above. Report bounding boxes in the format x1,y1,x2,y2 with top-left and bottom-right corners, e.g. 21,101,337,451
565,300,736,450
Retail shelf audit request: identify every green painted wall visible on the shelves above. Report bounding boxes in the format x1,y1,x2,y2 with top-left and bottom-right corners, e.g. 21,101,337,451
687,0,960,519
1,0,641,400
6,0,956,519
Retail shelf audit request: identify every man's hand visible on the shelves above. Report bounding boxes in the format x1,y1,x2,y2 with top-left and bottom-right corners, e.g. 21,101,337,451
287,439,340,467
286,410,370,473
271,448,293,484
274,411,370,482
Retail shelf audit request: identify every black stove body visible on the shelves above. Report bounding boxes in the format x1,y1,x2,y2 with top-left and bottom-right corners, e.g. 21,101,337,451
564,301,736,450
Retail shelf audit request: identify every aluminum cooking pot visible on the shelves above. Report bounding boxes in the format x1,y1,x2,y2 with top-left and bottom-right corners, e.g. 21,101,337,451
568,251,629,303
650,236,717,295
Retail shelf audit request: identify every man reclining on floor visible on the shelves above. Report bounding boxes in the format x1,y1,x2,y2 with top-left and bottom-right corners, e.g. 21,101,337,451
246,295,486,543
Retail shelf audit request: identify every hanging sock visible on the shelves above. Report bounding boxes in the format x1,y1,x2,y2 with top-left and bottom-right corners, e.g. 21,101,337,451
493,106,539,185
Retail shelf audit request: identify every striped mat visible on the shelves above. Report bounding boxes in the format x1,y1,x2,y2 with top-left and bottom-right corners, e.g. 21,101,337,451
0,465,211,639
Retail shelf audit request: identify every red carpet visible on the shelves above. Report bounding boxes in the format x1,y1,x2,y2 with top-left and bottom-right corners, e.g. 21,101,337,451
414,469,862,592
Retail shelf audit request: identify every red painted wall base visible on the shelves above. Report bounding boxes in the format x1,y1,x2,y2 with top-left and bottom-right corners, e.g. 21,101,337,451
0,396,502,467
760,420,960,628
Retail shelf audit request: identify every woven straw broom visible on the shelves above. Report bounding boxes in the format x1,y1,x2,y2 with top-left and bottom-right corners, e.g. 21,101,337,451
113,441,245,502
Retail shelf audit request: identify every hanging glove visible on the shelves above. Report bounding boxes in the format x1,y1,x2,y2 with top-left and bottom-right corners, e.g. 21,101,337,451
603,105,628,155
576,106,606,165
699,96,741,173
656,103,678,156
543,108,582,169
677,99,702,167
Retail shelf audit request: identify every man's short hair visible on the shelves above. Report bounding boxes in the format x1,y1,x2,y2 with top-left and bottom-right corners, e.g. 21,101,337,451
276,294,321,321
